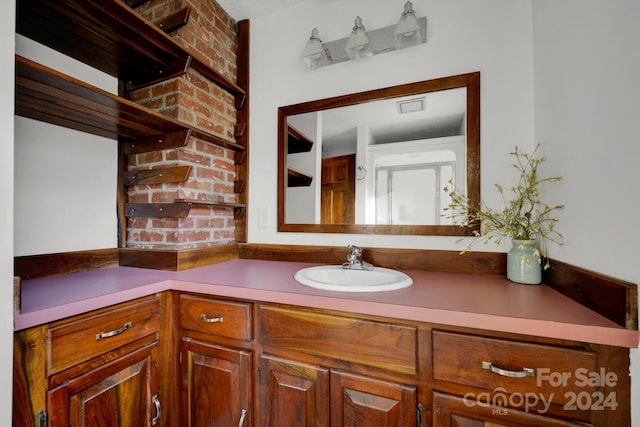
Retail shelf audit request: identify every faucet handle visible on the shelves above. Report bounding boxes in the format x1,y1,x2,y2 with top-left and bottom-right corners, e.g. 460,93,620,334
348,244,362,257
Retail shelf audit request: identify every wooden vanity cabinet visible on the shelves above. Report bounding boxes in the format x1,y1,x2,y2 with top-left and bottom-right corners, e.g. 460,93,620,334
179,294,254,427
258,305,419,427
15,292,631,427
255,303,629,427
13,296,161,427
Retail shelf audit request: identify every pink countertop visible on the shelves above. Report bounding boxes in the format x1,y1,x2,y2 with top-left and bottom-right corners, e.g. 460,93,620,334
15,259,640,348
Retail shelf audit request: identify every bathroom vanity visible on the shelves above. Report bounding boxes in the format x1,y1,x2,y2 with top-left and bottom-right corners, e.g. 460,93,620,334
13,259,637,427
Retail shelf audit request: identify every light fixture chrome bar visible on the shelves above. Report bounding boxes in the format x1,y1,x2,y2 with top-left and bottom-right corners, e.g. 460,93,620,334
302,17,426,69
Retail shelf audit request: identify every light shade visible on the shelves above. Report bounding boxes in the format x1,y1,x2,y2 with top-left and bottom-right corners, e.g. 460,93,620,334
393,1,422,49
345,16,373,60
301,28,330,69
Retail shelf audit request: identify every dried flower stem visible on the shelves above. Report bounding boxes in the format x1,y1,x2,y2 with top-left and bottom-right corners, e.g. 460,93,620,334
444,144,564,266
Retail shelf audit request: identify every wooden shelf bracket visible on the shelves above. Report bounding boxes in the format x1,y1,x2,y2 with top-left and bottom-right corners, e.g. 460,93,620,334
124,166,192,186
123,130,192,155
125,202,192,218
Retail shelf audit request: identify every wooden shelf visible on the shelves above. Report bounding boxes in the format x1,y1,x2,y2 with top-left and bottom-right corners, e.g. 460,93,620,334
15,0,251,249
16,0,245,105
288,168,313,187
126,199,247,220
287,124,314,154
123,166,192,186
174,198,247,210
16,55,245,152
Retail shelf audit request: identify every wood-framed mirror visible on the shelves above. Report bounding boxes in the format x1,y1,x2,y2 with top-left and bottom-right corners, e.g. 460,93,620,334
278,72,480,236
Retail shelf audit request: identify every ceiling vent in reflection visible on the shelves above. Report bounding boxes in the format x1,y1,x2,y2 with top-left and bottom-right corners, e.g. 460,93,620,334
396,97,425,114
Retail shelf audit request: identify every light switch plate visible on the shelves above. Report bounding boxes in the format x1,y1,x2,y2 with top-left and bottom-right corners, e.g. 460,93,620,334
258,207,270,228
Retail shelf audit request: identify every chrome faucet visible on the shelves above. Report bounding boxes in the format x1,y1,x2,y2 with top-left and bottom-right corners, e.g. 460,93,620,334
342,245,373,270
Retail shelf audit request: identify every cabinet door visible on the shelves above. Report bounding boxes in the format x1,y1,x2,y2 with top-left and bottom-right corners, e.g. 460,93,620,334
432,392,589,427
259,354,330,427
47,342,159,427
181,338,252,427
321,154,355,224
330,371,416,427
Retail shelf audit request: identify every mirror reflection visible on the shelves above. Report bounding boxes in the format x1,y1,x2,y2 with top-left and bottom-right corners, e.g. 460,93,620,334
278,72,480,236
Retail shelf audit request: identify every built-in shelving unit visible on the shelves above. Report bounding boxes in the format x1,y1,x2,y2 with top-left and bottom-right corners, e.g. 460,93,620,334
15,56,244,151
287,124,314,154
286,124,314,187
16,0,246,105
15,0,251,254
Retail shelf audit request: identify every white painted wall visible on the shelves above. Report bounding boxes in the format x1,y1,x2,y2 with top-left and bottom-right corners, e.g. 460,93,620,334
1,3,14,425
248,0,535,249
532,0,640,423
14,35,118,256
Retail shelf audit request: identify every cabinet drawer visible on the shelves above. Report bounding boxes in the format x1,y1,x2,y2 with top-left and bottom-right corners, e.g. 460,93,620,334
47,298,160,375
260,305,417,375
433,392,588,427
180,295,252,341
432,331,597,406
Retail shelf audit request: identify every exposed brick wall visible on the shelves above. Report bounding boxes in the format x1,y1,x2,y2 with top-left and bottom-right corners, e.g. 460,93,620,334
135,0,237,82
126,0,239,249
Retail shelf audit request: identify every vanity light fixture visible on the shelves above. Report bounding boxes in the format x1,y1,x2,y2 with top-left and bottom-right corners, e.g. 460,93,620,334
393,1,423,49
345,16,373,60
301,1,427,69
301,28,331,69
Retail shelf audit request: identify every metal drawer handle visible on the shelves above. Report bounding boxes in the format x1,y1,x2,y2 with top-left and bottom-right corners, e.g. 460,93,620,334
238,408,247,427
482,361,534,378
152,394,161,425
95,321,132,340
200,313,224,323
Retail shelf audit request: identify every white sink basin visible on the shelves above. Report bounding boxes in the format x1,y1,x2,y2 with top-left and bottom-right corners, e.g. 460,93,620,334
294,265,413,292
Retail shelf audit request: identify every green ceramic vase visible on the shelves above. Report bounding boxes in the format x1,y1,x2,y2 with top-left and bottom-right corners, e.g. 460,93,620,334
507,239,542,284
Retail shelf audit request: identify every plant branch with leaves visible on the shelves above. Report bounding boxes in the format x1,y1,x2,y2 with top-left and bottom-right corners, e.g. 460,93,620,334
444,144,565,266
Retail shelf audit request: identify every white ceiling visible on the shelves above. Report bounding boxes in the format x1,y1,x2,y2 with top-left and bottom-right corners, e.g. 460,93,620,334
320,88,467,149
288,87,467,156
216,0,306,20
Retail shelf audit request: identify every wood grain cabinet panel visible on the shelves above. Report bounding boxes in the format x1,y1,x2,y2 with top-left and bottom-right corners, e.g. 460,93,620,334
330,370,417,427
259,354,330,427
13,297,162,427
430,330,630,425
258,354,417,427
47,297,160,375
46,342,159,427
432,330,597,407
180,294,252,341
258,305,419,427
181,338,252,427
433,392,587,427
259,305,417,376
321,154,355,224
